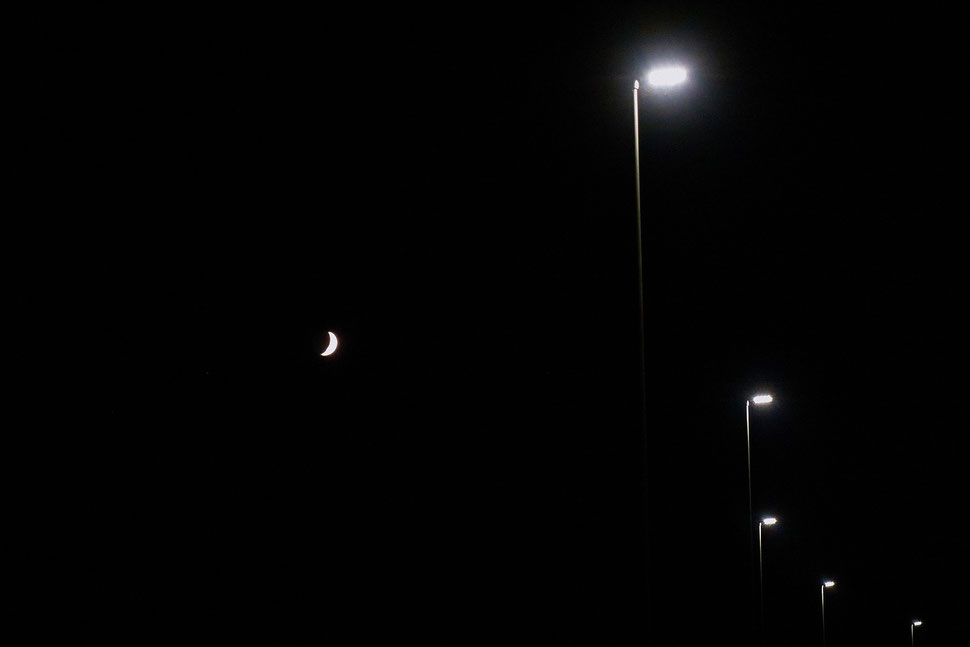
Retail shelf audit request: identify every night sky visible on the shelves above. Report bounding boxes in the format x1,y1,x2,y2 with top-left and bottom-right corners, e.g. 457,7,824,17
30,3,966,644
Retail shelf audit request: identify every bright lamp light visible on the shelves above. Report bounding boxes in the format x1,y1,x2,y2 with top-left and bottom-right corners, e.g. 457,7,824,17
646,66,688,88
762,517,777,526
824,581,835,588
752,395,773,404
913,621,922,626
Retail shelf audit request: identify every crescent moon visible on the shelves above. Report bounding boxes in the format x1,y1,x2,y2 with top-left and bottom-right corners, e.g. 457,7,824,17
321,331,338,356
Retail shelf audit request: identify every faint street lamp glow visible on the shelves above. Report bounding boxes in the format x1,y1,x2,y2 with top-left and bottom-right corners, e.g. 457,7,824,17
824,581,835,588
762,517,777,526
752,394,773,404
646,65,688,87
912,621,922,626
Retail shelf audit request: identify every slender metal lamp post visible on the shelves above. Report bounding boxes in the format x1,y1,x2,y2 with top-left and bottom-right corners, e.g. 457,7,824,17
821,580,835,647
758,516,777,639
632,64,688,635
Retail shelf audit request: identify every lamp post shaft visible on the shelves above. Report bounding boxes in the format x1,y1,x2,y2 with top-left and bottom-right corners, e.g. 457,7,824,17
633,82,646,407
821,586,826,647
746,402,754,548
758,522,765,641
633,78,650,634
746,401,756,636
911,624,914,647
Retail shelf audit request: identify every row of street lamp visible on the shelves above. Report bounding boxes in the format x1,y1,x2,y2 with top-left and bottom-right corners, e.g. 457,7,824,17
748,395,924,646
633,66,925,645
749,396,845,646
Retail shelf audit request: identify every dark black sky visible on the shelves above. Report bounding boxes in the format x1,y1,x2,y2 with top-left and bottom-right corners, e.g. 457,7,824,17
27,2,967,644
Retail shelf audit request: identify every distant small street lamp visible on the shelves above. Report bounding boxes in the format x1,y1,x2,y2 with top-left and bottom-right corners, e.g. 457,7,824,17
758,517,778,639
745,393,774,623
911,620,923,647
821,580,836,647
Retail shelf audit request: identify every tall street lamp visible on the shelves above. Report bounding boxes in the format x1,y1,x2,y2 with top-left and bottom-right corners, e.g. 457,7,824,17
632,64,687,627
821,580,835,647
758,516,777,640
746,393,773,632
911,620,922,646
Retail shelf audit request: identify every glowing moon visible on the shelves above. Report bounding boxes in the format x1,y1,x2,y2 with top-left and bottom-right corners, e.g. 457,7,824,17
321,331,338,356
